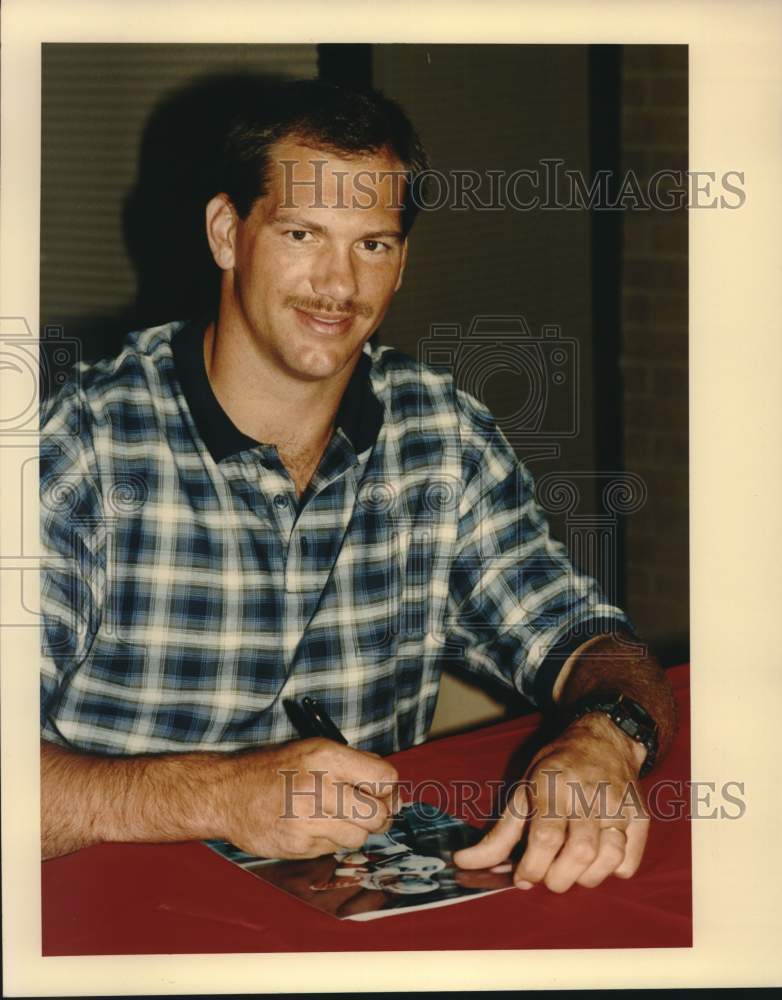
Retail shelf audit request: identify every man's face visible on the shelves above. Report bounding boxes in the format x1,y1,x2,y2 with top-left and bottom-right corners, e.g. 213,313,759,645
216,138,408,383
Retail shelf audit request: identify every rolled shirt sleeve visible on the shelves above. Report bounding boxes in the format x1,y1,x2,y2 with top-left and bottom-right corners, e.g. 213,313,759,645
445,389,636,708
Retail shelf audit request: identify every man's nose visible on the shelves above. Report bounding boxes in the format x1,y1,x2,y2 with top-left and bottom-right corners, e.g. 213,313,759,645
310,245,358,303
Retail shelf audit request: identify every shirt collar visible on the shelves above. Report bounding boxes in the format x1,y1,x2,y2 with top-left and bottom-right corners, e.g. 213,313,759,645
171,317,384,464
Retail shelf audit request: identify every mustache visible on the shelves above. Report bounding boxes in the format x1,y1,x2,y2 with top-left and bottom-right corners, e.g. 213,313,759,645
284,295,373,319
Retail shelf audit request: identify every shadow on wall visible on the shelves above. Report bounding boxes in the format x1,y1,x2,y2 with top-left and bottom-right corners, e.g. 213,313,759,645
43,71,290,380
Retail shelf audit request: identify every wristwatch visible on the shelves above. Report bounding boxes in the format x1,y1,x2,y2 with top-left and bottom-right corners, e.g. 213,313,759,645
569,693,659,778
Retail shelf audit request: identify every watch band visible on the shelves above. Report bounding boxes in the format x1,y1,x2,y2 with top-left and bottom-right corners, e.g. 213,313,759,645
569,693,659,778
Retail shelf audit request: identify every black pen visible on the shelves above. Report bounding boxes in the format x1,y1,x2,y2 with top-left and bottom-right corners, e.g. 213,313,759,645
298,697,403,819
299,696,349,745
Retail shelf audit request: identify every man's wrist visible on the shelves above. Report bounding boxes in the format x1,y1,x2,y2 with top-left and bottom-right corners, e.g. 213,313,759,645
567,692,658,777
566,711,646,776
94,749,234,845
584,711,647,769
554,634,675,771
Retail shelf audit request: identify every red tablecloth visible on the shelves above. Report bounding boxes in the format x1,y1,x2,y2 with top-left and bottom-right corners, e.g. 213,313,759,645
41,664,691,954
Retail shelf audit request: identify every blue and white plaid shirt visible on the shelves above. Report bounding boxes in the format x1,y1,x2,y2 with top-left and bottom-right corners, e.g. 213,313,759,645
40,319,633,756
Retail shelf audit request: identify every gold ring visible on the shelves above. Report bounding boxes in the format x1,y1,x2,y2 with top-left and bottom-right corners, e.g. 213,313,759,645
603,825,626,835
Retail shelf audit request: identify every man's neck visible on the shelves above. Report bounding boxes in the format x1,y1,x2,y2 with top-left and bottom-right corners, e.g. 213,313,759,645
203,320,353,484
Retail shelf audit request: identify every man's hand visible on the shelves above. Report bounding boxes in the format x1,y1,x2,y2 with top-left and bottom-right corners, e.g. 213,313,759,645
216,738,398,859
453,713,650,893
453,633,676,893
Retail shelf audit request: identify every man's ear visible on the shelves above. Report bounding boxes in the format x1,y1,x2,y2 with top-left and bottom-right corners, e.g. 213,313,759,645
394,238,409,292
205,194,237,270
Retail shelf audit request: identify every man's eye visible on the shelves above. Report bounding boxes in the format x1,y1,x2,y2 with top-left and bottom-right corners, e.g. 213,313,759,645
362,240,388,253
288,230,311,242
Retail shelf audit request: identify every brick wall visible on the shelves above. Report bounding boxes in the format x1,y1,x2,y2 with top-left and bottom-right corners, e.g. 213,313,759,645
620,46,689,655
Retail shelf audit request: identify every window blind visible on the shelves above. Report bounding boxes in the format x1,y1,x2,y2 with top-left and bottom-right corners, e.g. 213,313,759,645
41,43,318,346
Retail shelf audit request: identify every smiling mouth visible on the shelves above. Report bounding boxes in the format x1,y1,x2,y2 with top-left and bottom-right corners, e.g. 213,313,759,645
294,308,356,335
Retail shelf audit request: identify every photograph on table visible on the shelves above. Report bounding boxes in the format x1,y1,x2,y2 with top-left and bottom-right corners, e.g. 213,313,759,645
205,801,516,921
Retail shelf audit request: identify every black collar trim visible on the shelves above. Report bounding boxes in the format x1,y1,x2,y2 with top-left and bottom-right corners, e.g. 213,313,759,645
171,318,384,463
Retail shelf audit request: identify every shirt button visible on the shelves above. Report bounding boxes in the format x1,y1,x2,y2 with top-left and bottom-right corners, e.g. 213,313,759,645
273,494,288,509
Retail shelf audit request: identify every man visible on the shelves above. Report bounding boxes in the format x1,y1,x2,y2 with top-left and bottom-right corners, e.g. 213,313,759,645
40,79,676,893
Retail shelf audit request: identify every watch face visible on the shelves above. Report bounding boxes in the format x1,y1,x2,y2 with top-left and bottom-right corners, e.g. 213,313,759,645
622,697,657,730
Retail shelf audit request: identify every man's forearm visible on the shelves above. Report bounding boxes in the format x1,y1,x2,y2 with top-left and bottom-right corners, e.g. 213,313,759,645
41,736,399,862
40,739,229,860
552,634,678,765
